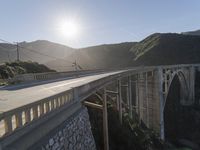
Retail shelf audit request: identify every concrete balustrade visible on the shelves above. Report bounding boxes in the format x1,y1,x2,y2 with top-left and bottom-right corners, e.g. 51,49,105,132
0,90,74,138
0,64,199,149
9,70,107,84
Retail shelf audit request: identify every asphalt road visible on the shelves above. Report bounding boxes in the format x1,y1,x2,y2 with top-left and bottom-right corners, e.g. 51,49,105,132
0,71,124,113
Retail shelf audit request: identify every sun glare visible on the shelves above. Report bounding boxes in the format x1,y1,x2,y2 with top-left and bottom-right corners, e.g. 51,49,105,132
58,19,80,38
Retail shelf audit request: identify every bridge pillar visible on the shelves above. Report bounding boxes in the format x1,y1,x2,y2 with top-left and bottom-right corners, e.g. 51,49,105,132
117,79,123,124
128,76,133,119
103,88,109,150
145,72,149,127
189,66,195,104
135,74,140,122
158,68,165,140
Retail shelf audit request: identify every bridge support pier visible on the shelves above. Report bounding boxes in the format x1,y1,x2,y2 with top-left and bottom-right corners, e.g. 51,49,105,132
158,68,165,141
128,76,133,119
103,88,109,150
117,79,123,124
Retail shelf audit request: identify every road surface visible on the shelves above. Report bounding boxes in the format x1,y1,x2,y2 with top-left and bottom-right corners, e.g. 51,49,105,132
0,71,124,113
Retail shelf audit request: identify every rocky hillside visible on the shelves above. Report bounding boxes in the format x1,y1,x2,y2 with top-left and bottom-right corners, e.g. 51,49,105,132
0,61,55,79
130,33,200,66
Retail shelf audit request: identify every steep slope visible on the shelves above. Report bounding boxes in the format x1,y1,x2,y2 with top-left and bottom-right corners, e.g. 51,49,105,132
182,29,200,36
47,42,136,71
130,33,200,66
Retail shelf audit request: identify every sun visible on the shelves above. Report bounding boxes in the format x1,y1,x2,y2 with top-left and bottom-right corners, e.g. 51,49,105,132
58,19,80,38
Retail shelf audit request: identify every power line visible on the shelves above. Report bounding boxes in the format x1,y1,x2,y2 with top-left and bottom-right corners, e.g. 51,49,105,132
0,38,73,63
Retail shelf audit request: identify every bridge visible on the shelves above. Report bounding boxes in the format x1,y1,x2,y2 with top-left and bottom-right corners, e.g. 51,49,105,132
0,64,198,150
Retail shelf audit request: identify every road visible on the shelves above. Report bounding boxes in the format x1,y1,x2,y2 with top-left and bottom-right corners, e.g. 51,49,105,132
0,71,124,113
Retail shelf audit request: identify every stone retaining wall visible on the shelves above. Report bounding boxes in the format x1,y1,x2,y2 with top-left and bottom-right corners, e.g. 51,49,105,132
40,107,96,150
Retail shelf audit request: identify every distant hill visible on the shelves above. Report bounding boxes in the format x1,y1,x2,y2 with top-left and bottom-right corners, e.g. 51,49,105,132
47,42,136,71
2,32,200,71
0,40,136,71
182,29,200,36
0,40,74,64
130,33,200,66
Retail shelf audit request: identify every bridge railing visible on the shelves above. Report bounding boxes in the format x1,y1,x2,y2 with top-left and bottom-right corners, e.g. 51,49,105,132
0,89,74,138
0,70,132,139
9,70,106,83
2,64,196,139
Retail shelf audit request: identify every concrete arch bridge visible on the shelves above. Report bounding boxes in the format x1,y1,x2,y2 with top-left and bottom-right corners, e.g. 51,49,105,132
0,64,198,150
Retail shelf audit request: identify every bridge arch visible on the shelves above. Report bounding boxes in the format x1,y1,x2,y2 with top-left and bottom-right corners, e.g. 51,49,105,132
163,71,190,141
164,70,189,108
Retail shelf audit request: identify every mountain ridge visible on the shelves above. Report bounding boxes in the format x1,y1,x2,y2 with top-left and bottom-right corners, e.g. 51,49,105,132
1,31,200,71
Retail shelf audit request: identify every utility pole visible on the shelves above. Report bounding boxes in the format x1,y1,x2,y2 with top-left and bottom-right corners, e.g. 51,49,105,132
72,60,82,71
72,60,78,71
16,42,19,61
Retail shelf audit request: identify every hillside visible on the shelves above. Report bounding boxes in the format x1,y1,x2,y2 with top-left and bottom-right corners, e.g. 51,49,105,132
0,40,74,64
0,61,55,79
2,33,200,71
0,40,136,71
130,33,200,66
182,29,200,36
47,42,136,71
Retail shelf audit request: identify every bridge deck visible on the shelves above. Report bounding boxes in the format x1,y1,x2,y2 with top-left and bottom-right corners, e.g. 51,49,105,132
0,71,124,113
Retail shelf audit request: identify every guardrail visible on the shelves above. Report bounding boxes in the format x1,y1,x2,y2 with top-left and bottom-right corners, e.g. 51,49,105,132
0,89,74,138
0,69,134,139
0,64,199,140
8,70,106,83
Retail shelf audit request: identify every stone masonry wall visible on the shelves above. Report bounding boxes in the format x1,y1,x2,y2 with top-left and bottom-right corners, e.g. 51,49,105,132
41,107,96,150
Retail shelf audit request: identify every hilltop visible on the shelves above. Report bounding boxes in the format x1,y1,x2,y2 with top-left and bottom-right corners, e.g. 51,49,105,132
182,29,200,36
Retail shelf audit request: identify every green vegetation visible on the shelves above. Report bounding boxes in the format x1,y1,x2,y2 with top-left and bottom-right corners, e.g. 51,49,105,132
0,61,55,81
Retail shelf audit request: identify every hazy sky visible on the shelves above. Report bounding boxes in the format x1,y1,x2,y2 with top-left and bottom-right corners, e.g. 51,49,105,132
0,0,200,48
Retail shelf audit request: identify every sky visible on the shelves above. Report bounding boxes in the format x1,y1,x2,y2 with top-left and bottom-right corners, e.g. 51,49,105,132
0,0,200,48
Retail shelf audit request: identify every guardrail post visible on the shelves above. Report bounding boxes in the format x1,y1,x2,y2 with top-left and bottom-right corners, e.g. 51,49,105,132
103,87,109,150
51,100,55,110
4,116,12,134
33,106,38,119
45,102,50,113
15,112,23,128
25,109,31,123
40,103,44,115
